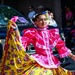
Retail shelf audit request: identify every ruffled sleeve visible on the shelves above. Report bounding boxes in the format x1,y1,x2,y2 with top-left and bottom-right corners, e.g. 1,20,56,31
20,28,36,50
54,29,71,58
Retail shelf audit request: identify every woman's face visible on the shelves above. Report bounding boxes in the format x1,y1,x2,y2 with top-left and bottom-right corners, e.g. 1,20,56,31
50,13,54,19
35,14,47,28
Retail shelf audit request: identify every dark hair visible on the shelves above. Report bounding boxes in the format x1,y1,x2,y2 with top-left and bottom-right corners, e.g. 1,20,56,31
32,13,45,22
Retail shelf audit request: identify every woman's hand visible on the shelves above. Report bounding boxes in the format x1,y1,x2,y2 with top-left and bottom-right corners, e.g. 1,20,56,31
68,53,75,61
11,22,18,31
10,16,18,31
71,54,75,61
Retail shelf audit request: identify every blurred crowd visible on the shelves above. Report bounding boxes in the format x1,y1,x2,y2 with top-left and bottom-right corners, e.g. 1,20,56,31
64,6,75,50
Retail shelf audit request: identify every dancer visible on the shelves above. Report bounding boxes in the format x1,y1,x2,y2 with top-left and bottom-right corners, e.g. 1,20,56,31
0,13,75,75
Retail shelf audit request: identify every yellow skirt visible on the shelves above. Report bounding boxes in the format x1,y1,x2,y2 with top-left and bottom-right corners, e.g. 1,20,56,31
24,64,72,75
0,20,72,75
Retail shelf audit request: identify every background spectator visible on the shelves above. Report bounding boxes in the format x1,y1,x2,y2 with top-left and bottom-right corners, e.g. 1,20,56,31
64,20,73,49
48,11,58,27
65,6,74,22
37,5,45,13
28,5,36,23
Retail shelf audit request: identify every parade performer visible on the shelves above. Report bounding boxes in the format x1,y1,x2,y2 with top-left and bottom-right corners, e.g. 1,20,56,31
0,13,75,75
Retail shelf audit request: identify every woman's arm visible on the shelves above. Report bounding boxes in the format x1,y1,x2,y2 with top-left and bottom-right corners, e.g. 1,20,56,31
54,29,75,61
11,22,20,41
10,16,20,41
14,26,20,41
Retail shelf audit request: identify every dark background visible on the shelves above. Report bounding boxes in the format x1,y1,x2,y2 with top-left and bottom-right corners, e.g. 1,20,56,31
0,0,75,28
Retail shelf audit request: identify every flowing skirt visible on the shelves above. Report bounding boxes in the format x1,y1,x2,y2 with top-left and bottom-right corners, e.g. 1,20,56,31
0,20,72,75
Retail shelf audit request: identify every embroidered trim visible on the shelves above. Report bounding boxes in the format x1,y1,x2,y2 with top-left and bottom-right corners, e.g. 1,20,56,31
36,42,46,49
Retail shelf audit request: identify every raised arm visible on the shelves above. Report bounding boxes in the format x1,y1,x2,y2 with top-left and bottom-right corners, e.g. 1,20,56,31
10,16,20,41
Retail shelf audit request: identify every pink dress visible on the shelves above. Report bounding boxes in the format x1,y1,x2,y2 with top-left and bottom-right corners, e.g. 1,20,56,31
21,27,71,68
